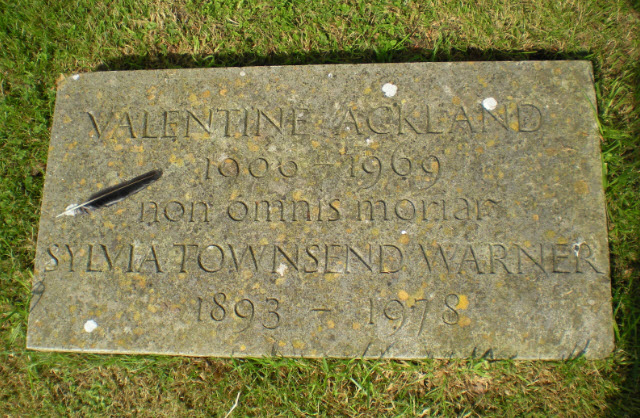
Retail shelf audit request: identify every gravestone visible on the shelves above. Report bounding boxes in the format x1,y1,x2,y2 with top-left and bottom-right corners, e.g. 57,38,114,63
27,62,613,359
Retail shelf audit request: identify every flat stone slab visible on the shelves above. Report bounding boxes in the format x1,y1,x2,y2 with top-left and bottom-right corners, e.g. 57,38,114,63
28,62,613,359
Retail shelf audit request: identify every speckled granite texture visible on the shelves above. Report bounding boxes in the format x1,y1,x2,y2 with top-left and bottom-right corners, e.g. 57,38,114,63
27,62,613,359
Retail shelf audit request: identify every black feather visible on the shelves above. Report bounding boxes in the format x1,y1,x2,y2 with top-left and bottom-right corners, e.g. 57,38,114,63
57,169,162,217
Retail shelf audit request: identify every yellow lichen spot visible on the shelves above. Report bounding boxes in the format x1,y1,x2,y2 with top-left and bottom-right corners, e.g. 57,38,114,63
487,139,496,147
339,147,347,155
324,273,338,282
532,214,539,221
363,87,372,94
248,142,259,152
219,89,227,96
458,316,472,327
278,340,286,347
275,278,285,286
509,121,519,131
68,305,77,313
573,180,589,195
259,237,269,245
444,148,451,155
327,319,335,329
293,340,305,349
63,114,72,124
524,240,532,248
169,154,184,166
557,237,568,245
398,290,409,301
293,190,303,200
455,295,469,310
230,190,240,200
455,187,463,194
553,67,562,75
352,322,361,330
133,311,141,321
477,76,488,87
95,183,103,189
240,344,247,351
398,234,410,245
311,140,320,148
147,304,159,313
79,178,86,185
452,96,461,105
202,90,211,98
475,147,484,154
545,230,556,239
188,93,198,104
103,221,115,230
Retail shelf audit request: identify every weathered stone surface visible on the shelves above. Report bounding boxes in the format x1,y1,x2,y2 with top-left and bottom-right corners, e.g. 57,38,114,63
28,62,613,359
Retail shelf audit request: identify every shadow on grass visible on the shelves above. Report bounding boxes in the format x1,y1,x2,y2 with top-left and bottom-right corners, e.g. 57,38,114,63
97,47,639,415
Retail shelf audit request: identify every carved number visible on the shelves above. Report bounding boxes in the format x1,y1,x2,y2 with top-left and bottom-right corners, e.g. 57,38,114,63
196,293,281,331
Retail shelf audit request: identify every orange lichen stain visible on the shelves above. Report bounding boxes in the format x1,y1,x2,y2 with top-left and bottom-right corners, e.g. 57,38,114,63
352,322,361,330
573,180,589,195
458,316,472,327
327,319,335,329
219,89,228,96
398,290,409,301
553,67,562,75
398,234,410,245
95,183,103,189
475,146,484,154
455,295,469,310
532,214,539,221
311,140,320,148
201,90,211,98
133,275,146,288
114,144,124,151
66,141,78,150
132,145,144,153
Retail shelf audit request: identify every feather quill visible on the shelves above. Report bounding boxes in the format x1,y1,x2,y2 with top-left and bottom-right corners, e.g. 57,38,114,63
57,169,162,217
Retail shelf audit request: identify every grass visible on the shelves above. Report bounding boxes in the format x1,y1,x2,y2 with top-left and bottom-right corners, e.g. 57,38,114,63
1,0,639,415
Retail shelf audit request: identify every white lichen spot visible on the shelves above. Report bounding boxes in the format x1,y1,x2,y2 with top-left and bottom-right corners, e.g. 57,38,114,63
482,97,498,111
365,137,373,145
401,230,407,235
382,83,398,97
573,238,585,256
72,74,80,80
276,263,287,277
239,70,246,77
84,319,98,333
327,73,334,79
